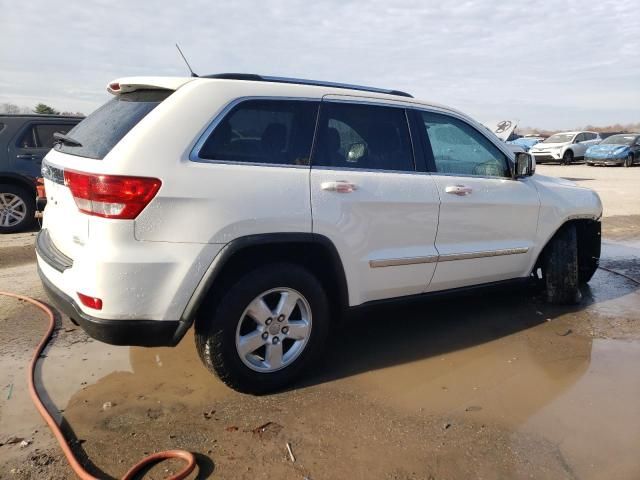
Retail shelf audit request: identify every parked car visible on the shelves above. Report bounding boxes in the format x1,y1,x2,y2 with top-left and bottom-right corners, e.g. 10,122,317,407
529,131,601,164
37,74,602,393
507,137,543,152
0,114,82,233
585,133,640,167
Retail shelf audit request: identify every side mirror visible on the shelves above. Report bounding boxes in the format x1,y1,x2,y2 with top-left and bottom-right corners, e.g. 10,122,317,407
514,152,535,178
347,142,367,163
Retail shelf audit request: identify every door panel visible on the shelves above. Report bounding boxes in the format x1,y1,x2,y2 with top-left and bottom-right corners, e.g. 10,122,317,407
413,109,540,291
428,175,539,291
310,100,440,305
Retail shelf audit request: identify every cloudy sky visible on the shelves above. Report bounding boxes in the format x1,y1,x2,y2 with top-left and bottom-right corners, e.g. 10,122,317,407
1,0,638,129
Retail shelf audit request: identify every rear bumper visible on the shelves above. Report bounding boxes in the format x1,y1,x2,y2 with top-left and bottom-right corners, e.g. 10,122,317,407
38,265,185,346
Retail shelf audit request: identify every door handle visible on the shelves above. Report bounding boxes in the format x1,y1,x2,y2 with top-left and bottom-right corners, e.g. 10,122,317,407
16,154,37,160
321,180,358,193
445,185,473,196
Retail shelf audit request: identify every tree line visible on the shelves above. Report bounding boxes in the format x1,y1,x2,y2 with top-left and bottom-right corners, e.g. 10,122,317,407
0,102,84,117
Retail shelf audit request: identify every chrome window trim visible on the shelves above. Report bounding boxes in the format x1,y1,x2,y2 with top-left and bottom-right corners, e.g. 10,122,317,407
189,96,320,166
370,247,529,268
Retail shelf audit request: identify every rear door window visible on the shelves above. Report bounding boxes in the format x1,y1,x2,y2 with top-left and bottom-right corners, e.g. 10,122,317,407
54,90,172,159
312,102,414,172
197,99,319,166
17,123,75,148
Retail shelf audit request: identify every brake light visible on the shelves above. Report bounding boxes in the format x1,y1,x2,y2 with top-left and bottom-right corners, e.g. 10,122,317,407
63,170,161,219
77,292,103,310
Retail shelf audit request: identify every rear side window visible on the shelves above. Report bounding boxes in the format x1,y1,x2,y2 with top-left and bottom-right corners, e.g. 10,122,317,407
54,90,171,159
198,100,318,166
312,102,414,172
17,123,75,148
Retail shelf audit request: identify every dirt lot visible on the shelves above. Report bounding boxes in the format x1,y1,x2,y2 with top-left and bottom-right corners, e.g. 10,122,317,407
1,164,639,479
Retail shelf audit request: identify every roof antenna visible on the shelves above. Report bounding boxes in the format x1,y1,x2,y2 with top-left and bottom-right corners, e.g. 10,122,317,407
175,43,198,77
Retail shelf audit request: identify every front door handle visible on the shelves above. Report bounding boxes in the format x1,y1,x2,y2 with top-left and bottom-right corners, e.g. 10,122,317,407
321,180,358,193
445,185,473,196
16,154,37,160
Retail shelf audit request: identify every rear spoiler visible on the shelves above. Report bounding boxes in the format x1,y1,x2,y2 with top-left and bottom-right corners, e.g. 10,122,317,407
106,76,195,95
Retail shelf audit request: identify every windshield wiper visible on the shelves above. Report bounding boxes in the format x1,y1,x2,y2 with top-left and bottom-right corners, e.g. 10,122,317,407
53,132,82,147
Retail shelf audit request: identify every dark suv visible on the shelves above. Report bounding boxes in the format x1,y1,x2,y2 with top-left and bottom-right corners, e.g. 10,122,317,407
0,114,82,233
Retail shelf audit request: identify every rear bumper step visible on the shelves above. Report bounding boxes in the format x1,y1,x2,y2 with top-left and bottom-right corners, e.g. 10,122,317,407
38,266,185,347
36,229,73,272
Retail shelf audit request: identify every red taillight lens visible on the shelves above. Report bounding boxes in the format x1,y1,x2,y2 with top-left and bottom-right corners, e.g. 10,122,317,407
63,170,161,219
77,292,103,310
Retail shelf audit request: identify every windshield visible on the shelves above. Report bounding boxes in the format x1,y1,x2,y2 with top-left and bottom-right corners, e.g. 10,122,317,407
601,134,635,146
54,90,172,159
543,133,574,144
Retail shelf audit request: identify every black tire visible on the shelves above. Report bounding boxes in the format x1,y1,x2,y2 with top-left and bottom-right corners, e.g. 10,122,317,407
544,224,582,304
0,184,36,234
625,154,633,168
195,263,330,394
561,150,574,165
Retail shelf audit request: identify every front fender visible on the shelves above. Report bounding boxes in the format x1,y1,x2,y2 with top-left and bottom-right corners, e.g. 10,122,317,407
527,175,602,271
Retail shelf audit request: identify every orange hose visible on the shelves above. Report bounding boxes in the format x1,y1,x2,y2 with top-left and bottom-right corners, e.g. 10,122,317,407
1,291,197,480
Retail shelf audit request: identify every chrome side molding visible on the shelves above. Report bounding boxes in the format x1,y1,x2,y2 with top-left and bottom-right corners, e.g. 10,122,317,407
369,247,529,268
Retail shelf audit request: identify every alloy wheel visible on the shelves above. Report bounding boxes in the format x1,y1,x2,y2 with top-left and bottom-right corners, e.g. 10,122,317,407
0,193,27,227
235,287,312,372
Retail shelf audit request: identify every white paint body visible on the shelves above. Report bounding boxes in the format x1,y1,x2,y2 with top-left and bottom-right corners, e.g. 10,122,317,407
38,77,603,323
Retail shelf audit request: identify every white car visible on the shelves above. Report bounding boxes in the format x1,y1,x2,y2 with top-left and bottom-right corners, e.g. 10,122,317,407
37,74,603,393
530,131,601,164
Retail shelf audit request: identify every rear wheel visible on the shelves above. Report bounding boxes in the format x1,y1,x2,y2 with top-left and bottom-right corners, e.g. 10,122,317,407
0,184,35,234
544,224,582,304
561,150,574,165
195,263,330,394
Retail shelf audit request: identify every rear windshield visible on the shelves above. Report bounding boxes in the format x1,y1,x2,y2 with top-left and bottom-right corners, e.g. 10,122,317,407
54,90,172,159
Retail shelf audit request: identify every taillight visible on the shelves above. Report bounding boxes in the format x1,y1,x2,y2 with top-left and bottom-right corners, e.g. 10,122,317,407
63,170,161,219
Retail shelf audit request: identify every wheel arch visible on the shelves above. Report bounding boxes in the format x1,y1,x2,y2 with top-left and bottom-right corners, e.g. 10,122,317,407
533,217,601,276
181,233,349,339
0,172,37,194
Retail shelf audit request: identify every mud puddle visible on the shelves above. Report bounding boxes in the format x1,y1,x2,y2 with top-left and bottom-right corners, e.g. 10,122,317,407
2,266,639,478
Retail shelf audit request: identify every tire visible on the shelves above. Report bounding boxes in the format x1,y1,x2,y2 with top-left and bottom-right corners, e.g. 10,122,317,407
543,224,582,304
195,263,330,394
561,150,574,165
0,184,36,234
625,154,633,168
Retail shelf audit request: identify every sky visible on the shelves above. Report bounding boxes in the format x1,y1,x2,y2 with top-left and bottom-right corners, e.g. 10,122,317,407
1,0,638,130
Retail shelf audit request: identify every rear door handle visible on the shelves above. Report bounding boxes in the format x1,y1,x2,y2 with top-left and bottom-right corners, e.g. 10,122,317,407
445,185,473,196
321,180,358,193
16,154,37,160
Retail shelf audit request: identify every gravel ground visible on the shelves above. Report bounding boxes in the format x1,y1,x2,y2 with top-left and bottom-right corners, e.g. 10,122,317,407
1,164,639,480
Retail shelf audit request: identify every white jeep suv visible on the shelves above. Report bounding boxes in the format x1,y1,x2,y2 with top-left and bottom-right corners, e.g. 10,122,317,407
37,74,602,393
529,131,601,164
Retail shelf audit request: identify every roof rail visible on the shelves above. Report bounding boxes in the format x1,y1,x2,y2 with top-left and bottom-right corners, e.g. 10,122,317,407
202,73,413,98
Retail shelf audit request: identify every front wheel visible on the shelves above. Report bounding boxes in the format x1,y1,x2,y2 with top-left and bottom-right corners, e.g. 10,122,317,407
544,224,582,304
625,154,634,168
195,263,330,394
561,150,574,165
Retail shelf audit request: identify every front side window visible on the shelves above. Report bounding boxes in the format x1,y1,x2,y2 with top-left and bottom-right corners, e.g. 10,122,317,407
418,111,509,177
575,133,586,143
198,100,318,166
312,102,414,172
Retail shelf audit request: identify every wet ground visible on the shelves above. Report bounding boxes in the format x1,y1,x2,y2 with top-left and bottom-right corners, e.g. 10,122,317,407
1,165,639,479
